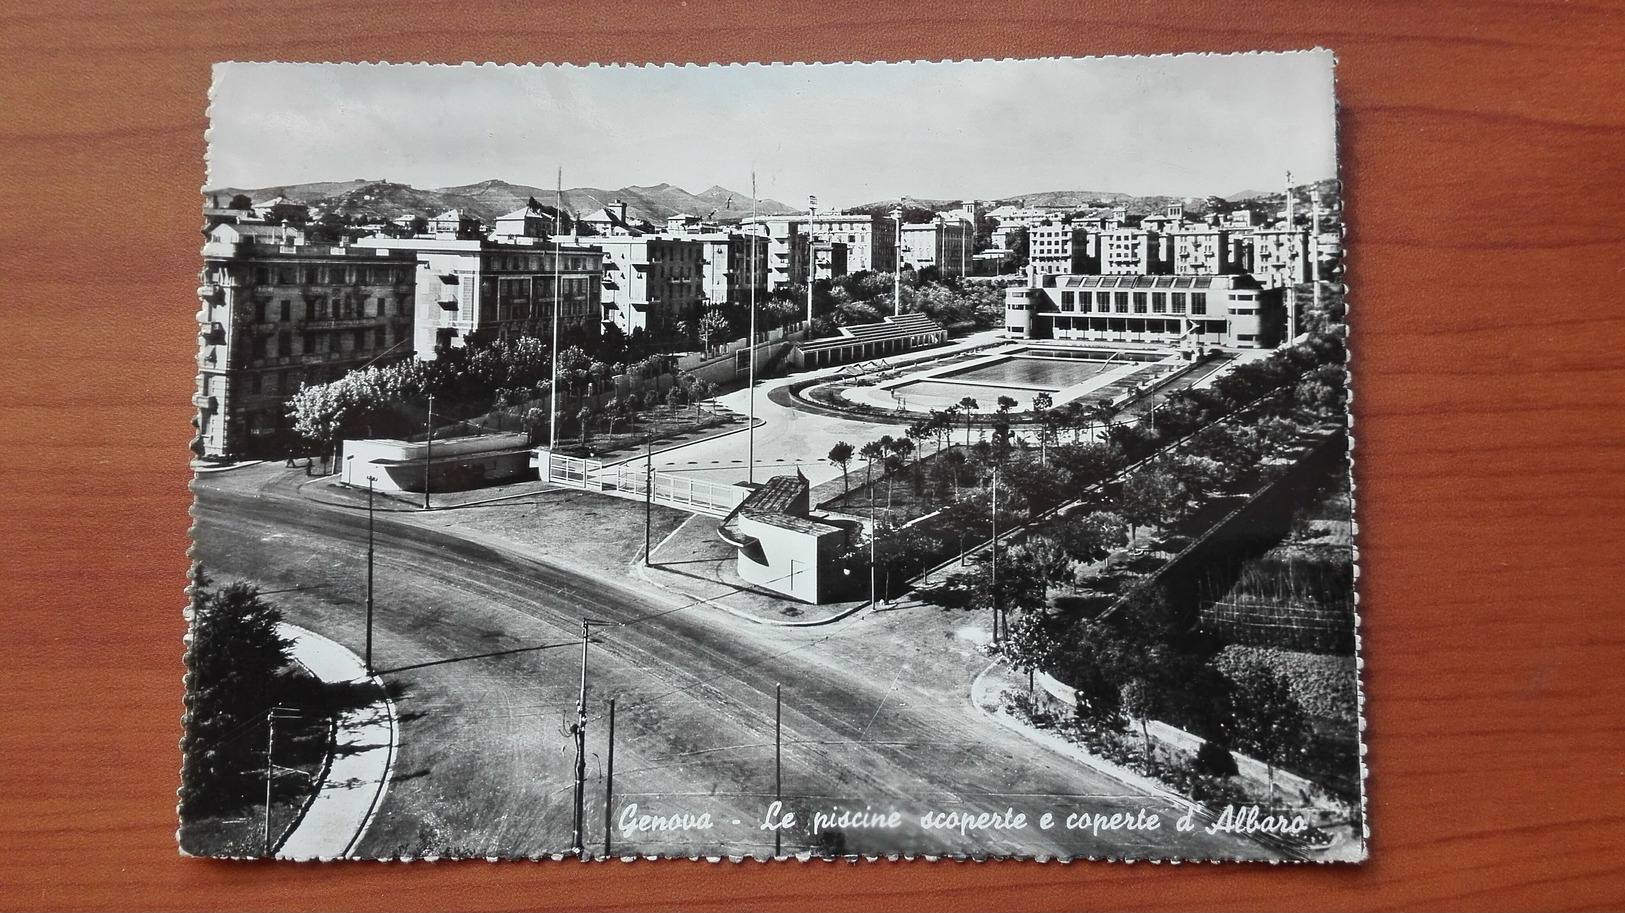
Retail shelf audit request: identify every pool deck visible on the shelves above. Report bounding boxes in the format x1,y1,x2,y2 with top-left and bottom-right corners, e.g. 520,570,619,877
846,343,1182,413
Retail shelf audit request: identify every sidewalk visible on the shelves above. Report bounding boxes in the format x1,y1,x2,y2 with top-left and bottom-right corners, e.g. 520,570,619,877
274,623,398,860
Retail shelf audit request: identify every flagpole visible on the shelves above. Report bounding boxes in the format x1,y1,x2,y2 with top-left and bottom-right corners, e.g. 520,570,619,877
549,167,562,470
747,170,758,486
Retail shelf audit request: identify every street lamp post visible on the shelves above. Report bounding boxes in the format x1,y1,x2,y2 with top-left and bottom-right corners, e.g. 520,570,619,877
890,207,903,316
806,195,817,325
365,474,376,676
422,394,435,510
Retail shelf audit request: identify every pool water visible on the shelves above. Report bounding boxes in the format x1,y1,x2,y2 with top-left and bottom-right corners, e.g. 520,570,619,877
941,355,1116,389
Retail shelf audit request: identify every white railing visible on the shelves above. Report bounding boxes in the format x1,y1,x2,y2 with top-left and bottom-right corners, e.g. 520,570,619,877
536,449,748,518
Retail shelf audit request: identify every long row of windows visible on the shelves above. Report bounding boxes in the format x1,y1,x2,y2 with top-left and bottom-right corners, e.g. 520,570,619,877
1054,290,1208,315
252,295,407,324
248,327,397,363
251,264,411,286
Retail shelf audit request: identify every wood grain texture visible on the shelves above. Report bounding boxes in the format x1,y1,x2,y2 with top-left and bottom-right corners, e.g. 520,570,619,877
2,1,1622,909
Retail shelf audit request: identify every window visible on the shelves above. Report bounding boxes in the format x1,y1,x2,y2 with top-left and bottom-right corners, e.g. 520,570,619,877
304,299,316,322
1061,291,1075,309
254,301,267,323
278,331,292,357
254,267,270,285
1133,292,1147,314
251,335,268,359
302,332,315,355
1114,292,1129,313
1172,292,1186,314
352,329,365,352
280,300,291,322
1152,292,1167,314
1191,292,1208,315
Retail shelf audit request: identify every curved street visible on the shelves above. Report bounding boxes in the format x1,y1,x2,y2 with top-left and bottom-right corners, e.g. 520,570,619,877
193,463,1276,859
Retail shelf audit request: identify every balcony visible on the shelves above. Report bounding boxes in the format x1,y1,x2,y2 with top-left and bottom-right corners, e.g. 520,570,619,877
191,393,218,411
306,316,381,330
438,298,459,312
197,283,222,300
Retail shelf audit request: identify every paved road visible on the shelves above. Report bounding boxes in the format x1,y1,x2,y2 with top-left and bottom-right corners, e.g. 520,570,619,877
192,468,1274,860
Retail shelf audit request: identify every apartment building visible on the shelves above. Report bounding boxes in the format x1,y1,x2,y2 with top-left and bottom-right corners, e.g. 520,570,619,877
354,234,604,355
195,222,417,459
747,211,898,288
899,218,974,277
567,234,706,339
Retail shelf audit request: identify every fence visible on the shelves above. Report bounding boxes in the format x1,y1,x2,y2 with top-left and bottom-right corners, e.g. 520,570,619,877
535,449,749,518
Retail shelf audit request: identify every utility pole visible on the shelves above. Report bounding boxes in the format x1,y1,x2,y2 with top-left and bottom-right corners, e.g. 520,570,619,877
603,697,616,858
869,471,878,608
365,474,376,676
774,682,783,858
806,196,817,325
264,707,278,856
549,167,563,474
570,618,612,858
644,435,653,566
990,465,1000,646
747,171,758,485
422,394,435,510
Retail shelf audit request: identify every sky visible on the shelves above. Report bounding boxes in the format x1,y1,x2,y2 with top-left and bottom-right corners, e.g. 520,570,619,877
208,53,1338,209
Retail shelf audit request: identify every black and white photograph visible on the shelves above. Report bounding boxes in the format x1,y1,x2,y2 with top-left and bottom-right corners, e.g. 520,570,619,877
184,53,1360,862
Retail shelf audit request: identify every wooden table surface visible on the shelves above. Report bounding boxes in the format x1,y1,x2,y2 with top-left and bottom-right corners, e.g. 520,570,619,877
3,2,1623,910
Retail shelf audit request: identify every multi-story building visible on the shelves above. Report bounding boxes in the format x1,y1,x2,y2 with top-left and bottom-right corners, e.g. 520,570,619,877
1243,228,1310,289
565,234,706,339
1169,226,1245,276
747,211,898,288
899,218,974,277
1027,220,1098,276
355,234,604,355
1092,227,1171,275
685,230,771,309
195,222,418,459
1004,272,1282,350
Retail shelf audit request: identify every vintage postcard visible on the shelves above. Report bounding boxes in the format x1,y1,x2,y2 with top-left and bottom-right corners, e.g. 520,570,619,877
184,54,1361,862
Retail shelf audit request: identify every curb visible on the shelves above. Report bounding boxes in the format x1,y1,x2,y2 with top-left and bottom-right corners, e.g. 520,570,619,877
273,623,399,861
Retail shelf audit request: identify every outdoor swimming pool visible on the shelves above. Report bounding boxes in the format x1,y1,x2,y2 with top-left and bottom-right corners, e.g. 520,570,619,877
877,348,1171,414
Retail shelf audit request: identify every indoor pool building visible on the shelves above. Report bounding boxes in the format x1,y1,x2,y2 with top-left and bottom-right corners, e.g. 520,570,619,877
1004,273,1287,350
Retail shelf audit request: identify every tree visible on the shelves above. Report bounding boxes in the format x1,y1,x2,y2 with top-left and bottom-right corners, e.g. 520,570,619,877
1228,660,1310,805
227,193,253,211
1001,459,1068,520
1119,677,1161,770
699,308,731,353
180,574,293,815
1059,510,1129,567
1067,634,1126,734
521,406,547,446
858,439,885,490
1001,607,1060,694
1030,392,1056,464
1119,466,1186,539
828,441,854,499
1052,441,1126,495
958,396,979,445
576,405,595,447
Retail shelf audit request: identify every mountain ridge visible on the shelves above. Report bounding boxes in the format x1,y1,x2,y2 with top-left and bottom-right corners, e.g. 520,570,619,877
204,179,796,223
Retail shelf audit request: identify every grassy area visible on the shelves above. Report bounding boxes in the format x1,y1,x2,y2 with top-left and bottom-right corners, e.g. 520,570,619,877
548,404,741,460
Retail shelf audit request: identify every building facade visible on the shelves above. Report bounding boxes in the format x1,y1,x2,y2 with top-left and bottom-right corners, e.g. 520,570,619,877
899,218,974,277
1027,220,1098,276
355,235,604,355
748,212,899,288
1004,273,1282,350
195,222,418,460
574,234,706,339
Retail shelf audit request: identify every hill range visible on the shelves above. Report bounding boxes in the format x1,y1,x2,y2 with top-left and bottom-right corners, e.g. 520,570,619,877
202,179,798,224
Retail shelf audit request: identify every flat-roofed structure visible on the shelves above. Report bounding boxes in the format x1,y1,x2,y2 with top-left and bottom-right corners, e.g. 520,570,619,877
719,472,859,604
1005,273,1283,349
787,313,948,370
